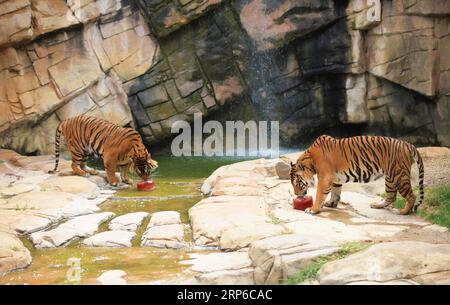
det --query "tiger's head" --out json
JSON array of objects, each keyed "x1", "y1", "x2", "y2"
[
  {"x1": 290, "y1": 151, "x2": 316, "y2": 197},
  {"x1": 128, "y1": 142, "x2": 158, "y2": 181}
]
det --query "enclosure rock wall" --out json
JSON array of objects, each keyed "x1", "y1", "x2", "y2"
[
  {"x1": 0, "y1": 0, "x2": 151, "y2": 154},
  {"x1": 1, "y1": 0, "x2": 450, "y2": 154}
]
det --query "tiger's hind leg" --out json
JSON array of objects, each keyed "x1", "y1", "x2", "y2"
[
  {"x1": 80, "y1": 159, "x2": 98, "y2": 175},
  {"x1": 371, "y1": 176, "x2": 396, "y2": 209},
  {"x1": 67, "y1": 141, "x2": 89, "y2": 177},
  {"x1": 394, "y1": 177, "x2": 416, "y2": 215},
  {"x1": 71, "y1": 158, "x2": 89, "y2": 177},
  {"x1": 324, "y1": 183, "x2": 342, "y2": 208}
]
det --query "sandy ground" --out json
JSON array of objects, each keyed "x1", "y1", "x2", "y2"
[{"x1": 422, "y1": 155, "x2": 450, "y2": 187}]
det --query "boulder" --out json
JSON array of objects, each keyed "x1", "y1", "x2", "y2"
[
  {"x1": 30, "y1": 212, "x2": 115, "y2": 248},
  {"x1": 0, "y1": 231, "x2": 32, "y2": 275},
  {"x1": 83, "y1": 231, "x2": 136, "y2": 248},
  {"x1": 248, "y1": 234, "x2": 339, "y2": 284},
  {"x1": 0, "y1": 183, "x2": 38, "y2": 197},
  {"x1": 148, "y1": 211, "x2": 181, "y2": 227},
  {"x1": 141, "y1": 223, "x2": 187, "y2": 249},
  {"x1": 275, "y1": 160, "x2": 291, "y2": 179},
  {"x1": 108, "y1": 212, "x2": 149, "y2": 232},
  {"x1": 318, "y1": 242, "x2": 450, "y2": 285}
]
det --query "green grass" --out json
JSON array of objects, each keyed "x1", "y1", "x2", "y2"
[
  {"x1": 380, "y1": 186, "x2": 450, "y2": 229},
  {"x1": 285, "y1": 242, "x2": 369, "y2": 285}
]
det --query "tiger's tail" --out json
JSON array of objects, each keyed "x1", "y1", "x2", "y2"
[
  {"x1": 412, "y1": 147, "x2": 425, "y2": 213},
  {"x1": 48, "y1": 123, "x2": 62, "y2": 174}
]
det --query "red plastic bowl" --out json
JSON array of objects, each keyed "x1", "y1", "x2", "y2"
[
  {"x1": 137, "y1": 180, "x2": 155, "y2": 192},
  {"x1": 293, "y1": 196, "x2": 313, "y2": 211}
]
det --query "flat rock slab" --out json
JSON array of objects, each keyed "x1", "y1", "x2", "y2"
[
  {"x1": 183, "y1": 252, "x2": 253, "y2": 273},
  {"x1": 83, "y1": 231, "x2": 136, "y2": 248},
  {"x1": 0, "y1": 183, "x2": 39, "y2": 197},
  {"x1": 109, "y1": 212, "x2": 149, "y2": 232},
  {"x1": 141, "y1": 223, "x2": 186, "y2": 249},
  {"x1": 4, "y1": 191, "x2": 101, "y2": 217},
  {"x1": 40, "y1": 176, "x2": 100, "y2": 199},
  {"x1": 149, "y1": 211, "x2": 181, "y2": 226},
  {"x1": 30, "y1": 212, "x2": 115, "y2": 248},
  {"x1": 219, "y1": 223, "x2": 286, "y2": 251},
  {"x1": 97, "y1": 270, "x2": 127, "y2": 285},
  {"x1": 285, "y1": 218, "x2": 371, "y2": 243},
  {"x1": 195, "y1": 268, "x2": 255, "y2": 285},
  {"x1": 189, "y1": 195, "x2": 270, "y2": 247},
  {"x1": 318, "y1": 241, "x2": 450, "y2": 285}
]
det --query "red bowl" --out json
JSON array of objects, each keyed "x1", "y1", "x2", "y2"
[
  {"x1": 293, "y1": 196, "x2": 313, "y2": 211},
  {"x1": 137, "y1": 180, "x2": 155, "y2": 192}
]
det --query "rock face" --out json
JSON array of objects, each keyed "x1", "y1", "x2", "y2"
[
  {"x1": 83, "y1": 230, "x2": 136, "y2": 248},
  {"x1": 1, "y1": 1, "x2": 450, "y2": 154},
  {"x1": 318, "y1": 242, "x2": 450, "y2": 285}
]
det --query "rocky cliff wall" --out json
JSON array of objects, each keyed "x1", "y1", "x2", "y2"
[{"x1": 0, "y1": 0, "x2": 449, "y2": 154}]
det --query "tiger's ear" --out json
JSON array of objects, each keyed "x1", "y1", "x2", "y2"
[{"x1": 290, "y1": 162, "x2": 294, "y2": 168}]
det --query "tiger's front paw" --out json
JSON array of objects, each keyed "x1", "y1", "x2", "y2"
[
  {"x1": 122, "y1": 177, "x2": 133, "y2": 185},
  {"x1": 305, "y1": 207, "x2": 320, "y2": 215}
]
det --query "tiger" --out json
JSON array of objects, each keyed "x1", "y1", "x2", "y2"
[
  {"x1": 290, "y1": 135, "x2": 424, "y2": 215},
  {"x1": 48, "y1": 115, "x2": 158, "y2": 186}
]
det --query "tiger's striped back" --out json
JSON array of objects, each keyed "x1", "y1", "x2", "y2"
[
  {"x1": 292, "y1": 135, "x2": 425, "y2": 215},
  {"x1": 49, "y1": 116, "x2": 148, "y2": 173}
]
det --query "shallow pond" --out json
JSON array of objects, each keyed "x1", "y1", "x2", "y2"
[{"x1": 0, "y1": 156, "x2": 250, "y2": 285}]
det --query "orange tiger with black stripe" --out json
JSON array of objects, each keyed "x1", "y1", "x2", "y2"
[
  {"x1": 48, "y1": 115, "x2": 158, "y2": 186},
  {"x1": 290, "y1": 135, "x2": 424, "y2": 215}
]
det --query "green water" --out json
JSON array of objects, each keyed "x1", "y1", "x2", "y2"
[{"x1": 0, "y1": 156, "x2": 249, "y2": 285}]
